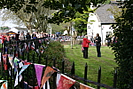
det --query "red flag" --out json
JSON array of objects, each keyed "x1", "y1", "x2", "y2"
[
  {"x1": 2, "y1": 54, "x2": 8, "y2": 70},
  {"x1": 57, "y1": 74, "x2": 76, "y2": 89},
  {"x1": 24, "y1": 62, "x2": 31, "y2": 65},
  {"x1": 41, "y1": 66, "x2": 56, "y2": 88},
  {"x1": 80, "y1": 83, "x2": 95, "y2": 89}
]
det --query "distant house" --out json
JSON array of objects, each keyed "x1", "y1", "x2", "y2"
[
  {"x1": 87, "y1": 2, "x2": 118, "y2": 45},
  {"x1": 8, "y1": 27, "x2": 28, "y2": 35}
]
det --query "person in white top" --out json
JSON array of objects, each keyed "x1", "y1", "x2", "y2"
[{"x1": 19, "y1": 31, "x2": 25, "y2": 40}]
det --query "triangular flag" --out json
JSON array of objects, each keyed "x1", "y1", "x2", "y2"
[
  {"x1": 0, "y1": 80, "x2": 6, "y2": 83},
  {"x1": 1, "y1": 81, "x2": 7, "y2": 89},
  {"x1": 14, "y1": 71, "x2": 22, "y2": 87},
  {"x1": 0, "y1": 52, "x2": 1, "y2": 63},
  {"x1": 24, "y1": 81, "x2": 39, "y2": 89},
  {"x1": 56, "y1": 73, "x2": 61, "y2": 86},
  {"x1": 14, "y1": 57, "x2": 20, "y2": 66},
  {"x1": 41, "y1": 66, "x2": 56, "y2": 88},
  {"x1": 2, "y1": 54, "x2": 7, "y2": 70},
  {"x1": 80, "y1": 83, "x2": 95, "y2": 89},
  {"x1": 24, "y1": 61, "x2": 31, "y2": 65},
  {"x1": 34, "y1": 64, "x2": 45, "y2": 87},
  {"x1": 43, "y1": 80, "x2": 50, "y2": 89},
  {"x1": 13, "y1": 57, "x2": 20, "y2": 74},
  {"x1": 8, "y1": 54, "x2": 14, "y2": 68},
  {"x1": 18, "y1": 64, "x2": 30, "y2": 76},
  {"x1": 57, "y1": 74, "x2": 76, "y2": 89},
  {"x1": 31, "y1": 44, "x2": 35, "y2": 50},
  {"x1": 19, "y1": 62, "x2": 23, "y2": 68},
  {"x1": 24, "y1": 81, "x2": 30, "y2": 89}
]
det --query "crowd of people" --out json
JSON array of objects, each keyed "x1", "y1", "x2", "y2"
[
  {"x1": 0, "y1": 31, "x2": 50, "y2": 44},
  {"x1": 0, "y1": 30, "x2": 119, "y2": 59}
]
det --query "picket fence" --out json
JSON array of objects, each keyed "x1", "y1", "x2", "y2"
[{"x1": 0, "y1": 37, "x2": 118, "y2": 89}]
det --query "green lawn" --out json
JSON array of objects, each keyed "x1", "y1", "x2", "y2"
[{"x1": 64, "y1": 45, "x2": 117, "y2": 88}]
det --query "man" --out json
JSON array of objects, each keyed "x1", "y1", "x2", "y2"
[{"x1": 95, "y1": 33, "x2": 101, "y2": 57}]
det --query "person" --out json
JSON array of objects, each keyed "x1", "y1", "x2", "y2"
[
  {"x1": 95, "y1": 33, "x2": 101, "y2": 57},
  {"x1": 33, "y1": 34, "x2": 37, "y2": 39},
  {"x1": 6, "y1": 34, "x2": 11, "y2": 43},
  {"x1": 82, "y1": 35, "x2": 91, "y2": 59},
  {"x1": 26, "y1": 32, "x2": 31, "y2": 39},
  {"x1": 15, "y1": 31, "x2": 20, "y2": 41},
  {"x1": 19, "y1": 31, "x2": 25, "y2": 40}
]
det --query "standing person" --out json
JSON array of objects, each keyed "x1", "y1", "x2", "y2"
[
  {"x1": 19, "y1": 31, "x2": 25, "y2": 41},
  {"x1": 95, "y1": 33, "x2": 101, "y2": 57},
  {"x1": 82, "y1": 35, "x2": 91, "y2": 59},
  {"x1": 26, "y1": 32, "x2": 31, "y2": 39},
  {"x1": 15, "y1": 31, "x2": 20, "y2": 41}
]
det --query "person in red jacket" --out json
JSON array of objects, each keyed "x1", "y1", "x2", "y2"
[{"x1": 82, "y1": 35, "x2": 91, "y2": 59}]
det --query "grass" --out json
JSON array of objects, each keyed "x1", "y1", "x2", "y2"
[{"x1": 64, "y1": 44, "x2": 117, "y2": 88}]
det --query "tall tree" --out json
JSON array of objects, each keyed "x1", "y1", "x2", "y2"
[
  {"x1": 111, "y1": 0, "x2": 133, "y2": 88},
  {"x1": 0, "y1": 0, "x2": 108, "y2": 24},
  {"x1": 1, "y1": 0, "x2": 54, "y2": 33}
]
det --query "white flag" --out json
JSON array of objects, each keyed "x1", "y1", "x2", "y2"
[
  {"x1": 14, "y1": 71, "x2": 22, "y2": 87},
  {"x1": 43, "y1": 80, "x2": 50, "y2": 89}
]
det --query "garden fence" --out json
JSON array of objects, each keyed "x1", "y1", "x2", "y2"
[{"x1": 0, "y1": 37, "x2": 118, "y2": 89}]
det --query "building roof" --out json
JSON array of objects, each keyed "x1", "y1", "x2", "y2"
[{"x1": 95, "y1": 4, "x2": 117, "y2": 24}]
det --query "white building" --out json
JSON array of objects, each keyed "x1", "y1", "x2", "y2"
[{"x1": 87, "y1": 3, "x2": 117, "y2": 45}]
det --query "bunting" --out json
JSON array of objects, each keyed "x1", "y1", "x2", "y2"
[
  {"x1": 24, "y1": 61, "x2": 31, "y2": 65},
  {"x1": 80, "y1": 83, "x2": 95, "y2": 89},
  {"x1": 56, "y1": 74, "x2": 76, "y2": 89},
  {"x1": 2, "y1": 54, "x2": 7, "y2": 70},
  {"x1": 34, "y1": 64, "x2": 45, "y2": 87},
  {"x1": 14, "y1": 71, "x2": 22, "y2": 87},
  {"x1": 18, "y1": 64, "x2": 30, "y2": 76},
  {"x1": 42, "y1": 80, "x2": 50, "y2": 89},
  {"x1": 24, "y1": 81, "x2": 30, "y2": 89},
  {"x1": 41, "y1": 66, "x2": 56, "y2": 88},
  {"x1": 56, "y1": 73, "x2": 61, "y2": 86},
  {"x1": 19, "y1": 62, "x2": 23, "y2": 68},
  {"x1": 0, "y1": 52, "x2": 1, "y2": 63},
  {"x1": 31, "y1": 44, "x2": 35, "y2": 50},
  {"x1": 13, "y1": 57, "x2": 20, "y2": 73},
  {"x1": 0, "y1": 80, "x2": 6, "y2": 83},
  {"x1": 8, "y1": 54, "x2": 14, "y2": 68},
  {"x1": 0, "y1": 81, "x2": 8, "y2": 89},
  {"x1": 24, "y1": 81, "x2": 40, "y2": 89}
]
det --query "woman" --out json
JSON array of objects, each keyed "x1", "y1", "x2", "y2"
[
  {"x1": 82, "y1": 35, "x2": 91, "y2": 59},
  {"x1": 95, "y1": 33, "x2": 101, "y2": 57}
]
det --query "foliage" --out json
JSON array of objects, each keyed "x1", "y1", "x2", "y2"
[
  {"x1": 1, "y1": 0, "x2": 52, "y2": 33},
  {"x1": 0, "y1": 26, "x2": 10, "y2": 30},
  {"x1": 73, "y1": 10, "x2": 91, "y2": 35},
  {"x1": 50, "y1": 22, "x2": 70, "y2": 34},
  {"x1": 0, "y1": 0, "x2": 108, "y2": 25},
  {"x1": 111, "y1": 1, "x2": 133, "y2": 88}
]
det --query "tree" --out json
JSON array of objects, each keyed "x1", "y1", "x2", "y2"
[
  {"x1": 111, "y1": 1, "x2": 133, "y2": 88},
  {"x1": 0, "y1": 0, "x2": 108, "y2": 24},
  {"x1": 73, "y1": 7, "x2": 95, "y2": 36},
  {"x1": 1, "y1": 0, "x2": 53, "y2": 33}
]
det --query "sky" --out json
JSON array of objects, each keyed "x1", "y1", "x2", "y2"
[
  {"x1": 0, "y1": 9, "x2": 26, "y2": 28},
  {"x1": 0, "y1": 20, "x2": 19, "y2": 28}
]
